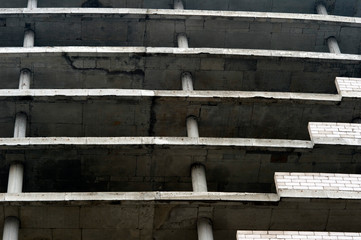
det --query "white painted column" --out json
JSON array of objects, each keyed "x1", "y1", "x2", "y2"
[
  {"x1": 3, "y1": 16, "x2": 35, "y2": 240},
  {"x1": 27, "y1": 0, "x2": 37, "y2": 9},
  {"x1": 316, "y1": 3, "x2": 341, "y2": 53},
  {"x1": 23, "y1": 30, "x2": 35, "y2": 48},
  {"x1": 177, "y1": 33, "x2": 189, "y2": 48},
  {"x1": 182, "y1": 72, "x2": 193, "y2": 91},
  {"x1": 197, "y1": 218, "x2": 214, "y2": 240},
  {"x1": 174, "y1": 0, "x2": 184, "y2": 10},
  {"x1": 327, "y1": 37, "x2": 341, "y2": 54},
  {"x1": 191, "y1": 164, "x2": 207, "y2": 192},
  {"x1": 186, "y1": 116, "x2": 199, "y2": 138},
  {"x1": 2, "y1": 218, "x2": 19, "y2": 240},
  {"x1": 316, "y1": 3, "x2": 328, "y2": 15}
]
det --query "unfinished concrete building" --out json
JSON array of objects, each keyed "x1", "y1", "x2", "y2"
[{"x1": 0, "y1": 0, "x2": 361, "y2": 239}]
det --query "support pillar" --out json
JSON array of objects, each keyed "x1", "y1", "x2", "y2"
[
  {"x1": 182, "y1": 72, "x2": 193, "y2": 91},
  {"x1": 316, "y1": 3, "x2": 341, "y2": 53},
  {"x1": 191, "y1": 164, "x2": 207, "y2": 192},
  {"x1": 27, "y1": 0, "x2": 37, "y2": 9},
  {"x1": 186, "y1": 116, "x2": 199, "y2": 138},
  {"x1": 316, "y1": 3, "x2": 328, "y2": 15},
  {"x1": 177, "y1": 33, "x2": 188, "y2": 48},
  {"x1": 174, "y1": 0, "x2": 184, "y2": 10},
  {"x1": 197, "y1": 218, "x2": 214, "y2": 240},
  {"x1": 2, "y1": 218, "x2": 19, "y2": 240},
  {"x1": 327, "y1": 37, "x2": 341, "y2": 54},
  {"x1": 3, "y1": 19, "x2": 35, "y2": 240}
]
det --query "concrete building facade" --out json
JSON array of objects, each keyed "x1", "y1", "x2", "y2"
[{"x1": 0, "y1": 0, "x2": 361, "y2": 239}]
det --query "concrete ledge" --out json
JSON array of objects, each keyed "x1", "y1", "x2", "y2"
[
  {"x1": 0, "y1": 192, "x2": 280, "y2": 202},
  {"x1": 275, "y1": 172, "x2": 361, "y2": 199},
  {"x1": 0, "y1": 89, "x2": 342, "y2": 102},
  {"x1": 237, "y1": 231, "x2": 361, "y2": 240},
  {"x1": 0, "y1": 137, "x2": 314, "y2": 149},
  {"x1": 0, "y1": 47, "x2": 359, "y2": 60}
]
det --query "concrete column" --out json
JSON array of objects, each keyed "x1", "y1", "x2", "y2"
[
  {"x1": 27, "y1": 0, "x2": 37, "y2": 9},
  {"x1": 182, "y1": 72, "x2": 193, "y2": 91},
  {"x1": 19, "y1": 70, "x2": 31, "y2": 90},
  {"x1": 13, "y1": 113, "x2": 27, "y2": 138},
  {"x1": 327, "y1": 37, "x2": 341, "y2": 54},
  {"x1": 177, "y1": 33, "x2": 189, "y2": 48},
  {"x1": 191, "y1": 164, "x2": 207, "y2": 192},
  {"x1": 23, "y1": 30, "x2": 35, "y2": 48},
  {"x1": 197, "y1": 218, "x2": 214, "y2": 240},
  {"x1": 174, "y1": 0, "x2": 184, "y2": 9},
  {"x1": 2, "y1": 217, "x2": 19, "y2": 240},
  {"x1": 7, "y1": 164, "x2": 24, "y2": 193},
  {"x1": 186, "y1": 116, "x2": 199, "y2": 137},
  {"x1": 316, "y1": 4, "x2": 341, "y2": 53},
  {"x1": 316, "y1": 3, "x2": 328, "y2": 15}
]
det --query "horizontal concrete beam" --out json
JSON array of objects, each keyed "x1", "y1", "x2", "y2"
[
  {"x1": 275, "y1": 172, "x2": 361, "y2": 199},
  {"x1": 0, "y1": 192, "x2": 280, "y2": 202},
  {"x1": 0, "y1": 0, "x2": 359, "y2": 17},
  {"x1": 0, "y1": 137, "x2": 313, "y2": 149},
  {"x1": 0, "y1": 89, "x2": 342, "y2": 101},
  {"x1": 0, "y1": 47, "x2": 360, "y2": 93}
]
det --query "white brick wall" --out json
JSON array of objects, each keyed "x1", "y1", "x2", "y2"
[
  {"x1": 336, "y1": 77, "x2": 361, "y2": 98},
  {"x1": 275, "y1": 172, "x2": 361, "y2": 199},
  {"x1": 237, "y1": 231, "x2": 361, "y2": 240},
  {"x1": 308, "y1": 122, "x2": 361, "y2": 146}
]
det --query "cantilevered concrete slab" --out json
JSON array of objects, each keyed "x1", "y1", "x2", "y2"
[
  {"x1": 1, "y1": 9, "x2": 361, "y2": 54},
  {"x1": 1, "y1": 0, "x2": 361, "y2": 17},
  {"x1": 0, "y1": 89, "x2": 358, "y2": 140},
  {"x1": 0, "y1": 137, "x2": 360, "y2": 193},
  {"x1": 0, "y1": 47, "x2": 360, "y2": 93},
  {"x1": 0, "y1": 194, "x2": 360, "y2": 240}
]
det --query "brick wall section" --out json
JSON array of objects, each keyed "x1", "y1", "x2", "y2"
[
  {"x1": 237, "y1": 231, "x2": 361, "y2": 240},
  {"x1": 308, "y1": 122, "x2": 361, "y2": 146},
  {"x1": 275, "y1": 172, "x2": 361, "y2": 199},
  {"x1": 336, "y1": 77, "x2": 361, "y2": 98}
]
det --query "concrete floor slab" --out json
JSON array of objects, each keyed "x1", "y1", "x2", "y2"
[
  {"x1": 0, "y1": 47, "x2": 360, "y2": 93},
  {"x1": 0, "y1": 91, "x2": 356, "y2": 140},
  {"x1": 1, "y1": 1, "x2": 360, "y2": 17},
  {"x1": 0, "y1": 196, "x2": 361, "y2": 240},
  {"x1": 0, "y1": 139, "x2": 360, "y2": 193},
  {"x1": 0, "y1": 9, "x2": 361, "y2": 53}
]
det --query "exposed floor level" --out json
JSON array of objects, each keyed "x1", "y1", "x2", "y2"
[
  {"x1": 0, "y1": 47, "x2": 360, "y2": 93},
  {"x1": 0, "y1": 9, "x2": 361, "y2": 53},
  {"x1": 1, "y1": 0, "x2": 361, "y2": 17},
  {"x1": 0, "y1": 193, "x2": 360, "y2": 240}
]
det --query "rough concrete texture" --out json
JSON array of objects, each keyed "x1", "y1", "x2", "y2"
[
  {"x1": 0, "y1": 0, "x2": 361, "y2": 17},
  {"x1": 275, "y1": 172, "x2": 361, "y2": 199},
  {"x1": 0, "y1": 196, "x2": 360, "y2": 240},
  {"x1": 0, "y1": 47, "x2": 360, "y2": 93},
  {"x1": 237, "y1": 231, "x2": 361, "y2": 240},
  {"x1": 0, "y1": 9, "x2": 361, "y2": 53},
  {"x1": 1, "y1": 139, "x2": 361, "y2": 193}
]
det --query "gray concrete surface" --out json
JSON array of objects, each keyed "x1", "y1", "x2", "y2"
[
  {"x1": 0, "y1": 195, "x2": 360, "y2": 240},
  {"x1": 0, "y1": 137, "x2": 360, "y2": 193},
  {"x1": 0, "y1": 47, "x2": 360, "y2": 94},
  {"x1": 0, "y1": 9, "x2": 361, "y2": 54},
  {"x1": 1, "y1": 0, "x2": 361, "y2": 17},
  {"x1": 0, "y1": 90, "x2": 358, "y2": 140}
]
